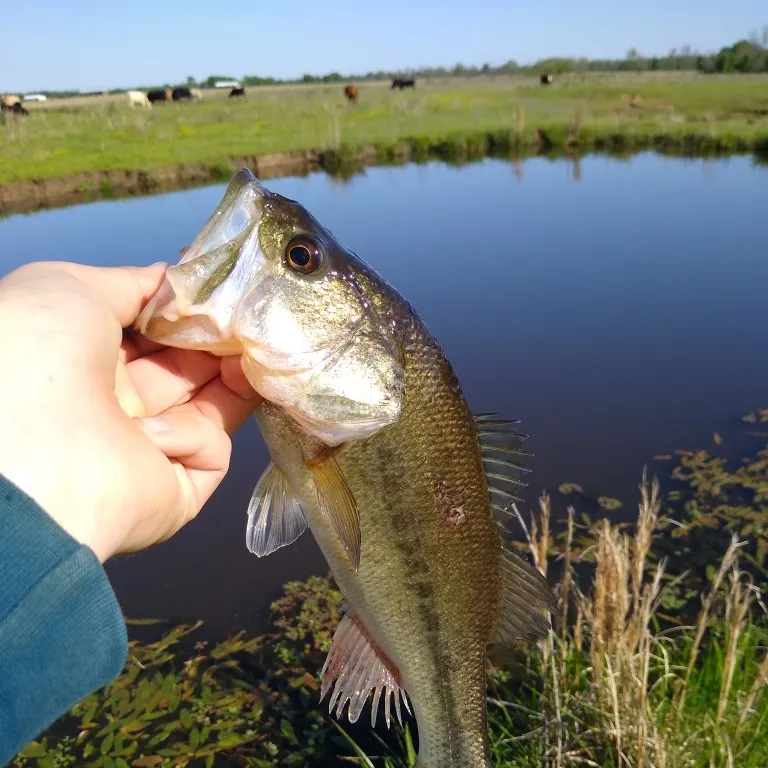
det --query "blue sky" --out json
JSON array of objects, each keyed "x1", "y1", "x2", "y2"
[{"x1": 2, "y1": 1, "x2": 766, "y2": 92}]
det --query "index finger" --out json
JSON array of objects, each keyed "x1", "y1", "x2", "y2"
[{"x1": 23, "y1": 261, "x2": 169, "y2": 328}]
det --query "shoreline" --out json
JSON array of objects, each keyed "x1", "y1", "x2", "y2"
[{"x1": 2, "y1": 129, "x2": 767, "y2": 216}]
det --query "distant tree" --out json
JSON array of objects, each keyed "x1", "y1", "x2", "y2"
[
  {"x1": 622, "y1": 47, "x2": 647, "y2": 71},
  {"x1": 499, "y1": 59, "x2": 519, "y2": 72},
  {"x1": 696, "y1": 54, "x2": 716, "y2": 74},
  {"x1": 186, "y1": 76, "x2": 196, "y2": 86},
  {"x1": 532, "y1": 57, "x2": 574, "y2": 75},
  {"x1": 242, "y1": 75, "x2": 279, "y2": 86},
  {"x1": 714, "y1": 39, "x2": 765, "y2": 73}
]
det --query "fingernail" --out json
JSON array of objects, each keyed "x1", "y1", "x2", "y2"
[
  {"x1": 149, "y1": 261, "x2": 168, "y2": 270},
  {"x1": 140, "y1": 416, "x2": 169, "y2": 434}
]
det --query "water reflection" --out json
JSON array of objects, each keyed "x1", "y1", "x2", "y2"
[{"x1": 1, "y1": 152, "x2": 767, "y2": 637}]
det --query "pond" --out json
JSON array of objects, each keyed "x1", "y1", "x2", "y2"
[{"x1": 1, "y1": 152, "x2": 767, "y2": 637}]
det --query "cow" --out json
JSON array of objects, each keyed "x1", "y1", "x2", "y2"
[
  {"x1": 1, "y1": 101, "x2": 28, "y2": 116},
  {"x1": 172, "y1": 87, "x2": 194, "y2": 101},
  {"x1": 344, "y1": 84, "x2": 358, "y2": 104},
  {"x1": 540, "y1": 73, "x2": 553, "y2": 86},
  {"x1": 0, "y1": 94, "x2": 21, "y2": 109},
  {"x1": 391, "y1": 78, "x2": 416, "y2": 90},
  {"x1": 147, "y1": 89, "x2": 171, "y2": 103},
  {"x1": 127, "y1": 90, "x2": 151, "y2": 108},
  {"x1": 190, "y1": 88, "x2": 203, "y2": 99},
  {"x1": 229, "y1": 86, "x2": 246, "y2": 98}
]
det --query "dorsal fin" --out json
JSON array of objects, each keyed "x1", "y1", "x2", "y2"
[
  {"x1": 493, "y1": 544, "x2": 555, "y2": 646},
  {"x1": 475, "y1": 411, "x2": 531, "y2": 518},
  {"x1": 321, "y1": 613, "x2": 411, "y2": 728},
  {"x1": 475, "y1": 413, "x2": 554, "y2": 645},
  {"x1": 246, "y1": 462, "x2": 307, "y2": 556}
]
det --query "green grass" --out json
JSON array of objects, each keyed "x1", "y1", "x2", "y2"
[{"x1": 2, "y1": 74, "x2": 768, "y2": 186}]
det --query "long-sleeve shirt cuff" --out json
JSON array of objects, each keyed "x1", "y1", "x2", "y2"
[{"x1": 0, "y1": 475, "x2": 127, "y2": 764}]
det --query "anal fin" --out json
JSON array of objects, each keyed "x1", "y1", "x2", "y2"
[
  {"x1": 246, "y1": 462, "x2": 307, "y2": 556},
  {"x1": 321, "y1": 613, "x2": 411, "y2": 729}
]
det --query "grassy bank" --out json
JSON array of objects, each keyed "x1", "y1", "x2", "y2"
[
  {"x1": 11, "y1": 409, "x2": 768, "y2": 767},
  {"x1": 2, "y1": 74, "x2": 768, "y2": 189}
]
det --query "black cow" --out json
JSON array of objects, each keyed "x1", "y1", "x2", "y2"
[
  {"x1": 229, "y1": 87, "x2": 246, "y2": 98},
  {"x1": 391, "y1": 78, "x2": 416, "y2": 90},
  {"x1": 540, "y1": 73, "x2": 553, "y2": 86},
  {"x1": 147, "y1": 89, "x2": 171, "y2": 103},
  {"x1": 172, "y1": 87, "x2": 194, "y2": 101}
]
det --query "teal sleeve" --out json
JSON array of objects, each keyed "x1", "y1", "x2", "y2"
[{"x1": 0, "y1": 475, "x2": 128, "y2": 765}]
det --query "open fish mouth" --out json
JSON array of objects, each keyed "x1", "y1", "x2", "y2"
[
  {"x1": 134, "y1": 167, "x2": 405, "y2": 446},
  {"x1": 135, "y1": 168, "x2": 356, "y2": 373}
]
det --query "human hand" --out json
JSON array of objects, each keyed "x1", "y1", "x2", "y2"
[{"x1": 0, "y1": 261, "x2": 262, "y2": 562}]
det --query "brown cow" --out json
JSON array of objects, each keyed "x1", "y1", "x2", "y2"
[{"x1": 344, "y1": 84, "x2": 358, "y2": 104}]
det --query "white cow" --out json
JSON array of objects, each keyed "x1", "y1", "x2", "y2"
[{"x1": 127, "y1": 90, "x2": 151, "y2": 109}]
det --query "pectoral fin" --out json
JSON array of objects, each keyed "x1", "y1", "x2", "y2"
[
  {"x1": 246, "y1": 462, "x2": 307, "y2": 556},
  {"x1": 321, "y1": 612, "x2": 411, "y2": 728},
  {"x1": 308, "y1": 455, "x2": 361, "y2": 572}
]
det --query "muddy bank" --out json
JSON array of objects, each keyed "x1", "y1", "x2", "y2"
[
  {"x1": 2, "y1": 130, "x2": 766, "y2": 215},
  {"x1": 0, "y1": 147, "x2": 388, "y2": 216}
]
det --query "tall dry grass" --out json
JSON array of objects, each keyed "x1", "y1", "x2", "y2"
[{"x1": 496, "y1": 476, "x2": 768, "y2": 768}]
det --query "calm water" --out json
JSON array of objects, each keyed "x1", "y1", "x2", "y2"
[{"x1": 2, "y1": 153, "x2": 767, "y2": 636}]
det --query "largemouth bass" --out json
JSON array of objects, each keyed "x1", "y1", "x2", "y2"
[{"x1": 135, "y1": 169, "x2": 554, "y2": 767}]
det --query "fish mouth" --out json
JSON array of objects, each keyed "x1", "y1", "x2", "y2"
[{"x1": 135, "y1": 168, "x2": 269, "y2": 351}]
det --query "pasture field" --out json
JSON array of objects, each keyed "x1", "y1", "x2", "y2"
[{"x1": 2, "y1": 72, "x2": 768, "y2": 200}]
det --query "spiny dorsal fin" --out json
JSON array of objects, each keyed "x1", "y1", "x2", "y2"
[
  {"x1": 246, "y1": 462, "x2": 308, "y2": 556},
  {"x1": 320, "y1": 613, "x2": 411, "y2": 728},
  {"x1": 494, "y1": 544, "x2": 555, "y2": 646},
  {"x1": 309, "y1": 455, "x2": 361, "y2": 572},
  {"x1": 475, "y1": 412, "x2": 531, "y2": 507}
]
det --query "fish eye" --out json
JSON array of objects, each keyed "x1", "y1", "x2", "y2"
[{"x1": 286, "y1": 236, "x2": 324, "y2": 275}]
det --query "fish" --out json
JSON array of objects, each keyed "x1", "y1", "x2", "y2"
[{"x1": 135, "y1": 168, "x2": 554, "y2": 768}]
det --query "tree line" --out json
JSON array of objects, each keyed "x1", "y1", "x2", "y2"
[
  {"x1": 191, "y1": 35, "x2": 768, "y2": 88},
  {"x1": 16, "y1": 32, "x2": 768, "y2": 99}
]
